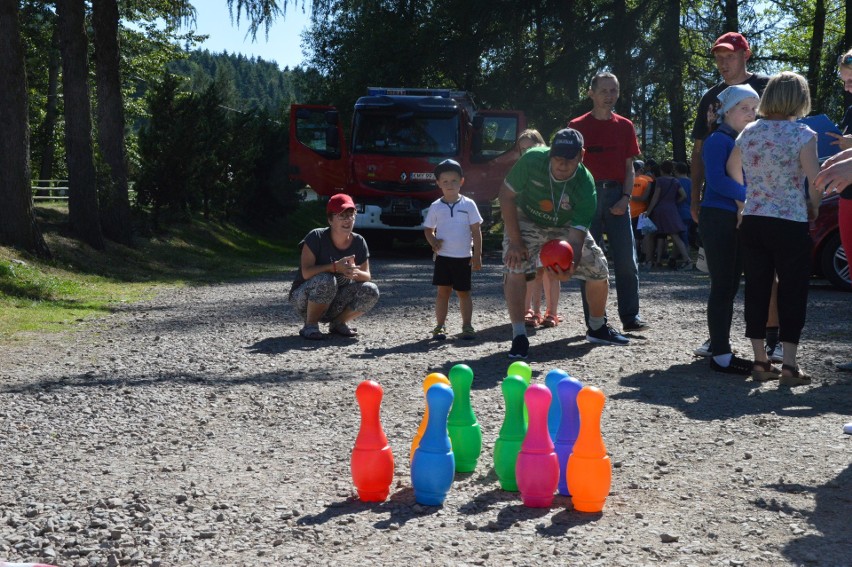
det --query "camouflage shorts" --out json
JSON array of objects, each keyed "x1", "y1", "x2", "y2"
[{"x1": 502, "y1": 213, "x2": 609, "y2": 281}]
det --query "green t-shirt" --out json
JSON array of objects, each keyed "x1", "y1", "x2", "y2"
[{"x1": 504, "y1": 146, "x2": 597, "y2": 230}]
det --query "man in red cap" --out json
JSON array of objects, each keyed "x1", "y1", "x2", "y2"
[
  {"x1": 689, "y1": 32, "x2": 769, "y2": 224},
  {"x1": 688, "y1": 32, "x2": 771, "y2": 359}
]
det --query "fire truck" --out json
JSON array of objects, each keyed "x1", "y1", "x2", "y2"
[{"x1": 288, "y1": 87, "x2": 526, "y2": 242}]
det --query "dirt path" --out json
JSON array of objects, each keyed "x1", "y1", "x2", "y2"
[{"x1": 1, "y1": 250, "x2": 851, "y2": 566}]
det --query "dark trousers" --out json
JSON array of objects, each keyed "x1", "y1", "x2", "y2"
[
  {"x1": 739, "y1": 215, "x2": 812, "y2": 344},
  {"x1": 699, "y1": 207, "x2": 742, "y2": 356},
  {"x1": 580, "y1": 183, "x2": 640, "y2": 326}
]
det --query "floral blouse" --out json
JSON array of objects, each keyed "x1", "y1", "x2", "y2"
[{"x1": 736, "y1": 119, "x2": 816, "y2": 223}]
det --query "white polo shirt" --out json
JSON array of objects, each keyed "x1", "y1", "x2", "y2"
[{"x1": 423, "y1": 195, "x2": 483, "y2": 258}]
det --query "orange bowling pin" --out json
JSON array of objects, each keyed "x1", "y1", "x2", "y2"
[
  {"x1": 566, "y1": 386, "x2": 611, "y2": 512},
  {"x1": 410, "y1": 372, "x2": 451, "y2": 460},
  {"x1": 350, "y1": 380, "x2": 394, "y2": 502}
]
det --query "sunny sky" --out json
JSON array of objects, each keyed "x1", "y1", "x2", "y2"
[{"x1": 183, "y1": 1, "x2": 312, "y2": 69}]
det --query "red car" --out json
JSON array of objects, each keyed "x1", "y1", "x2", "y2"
[{"x1": 811, "y1": 192, "x2": 850, "y2": 291}]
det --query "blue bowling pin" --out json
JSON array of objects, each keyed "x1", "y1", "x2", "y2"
[
  {"x1": 554, "y1": 375, "x2": 584, "y2": 496},
  {"x1": 411, "y1": 383, "x2": 455, "y2": 506},
  {"x1": 545, "y1": 369, "x2": 570, "y2": 441}
]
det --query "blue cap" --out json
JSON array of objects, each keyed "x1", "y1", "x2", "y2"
[{"x1": 550, "y1": 128, "x2": 584, "y2": 159}]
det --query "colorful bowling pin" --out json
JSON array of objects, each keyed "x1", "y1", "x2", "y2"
[
  {"x1": 493, "y1": 375, "x2": 528, "y2": 491},
  {"x1": 555, "y1": 375, "x2": 584, "y2": 496},
  {"x1": 447, "y1": 364, "x2": 482, "y2": 473},
  {"x1": 410, "y1": 372, "x2": 451, "y2": 460},
  {"x1": 350, "y1": 380, "x2": 395, "y2": 502},
  {"x1": 545, "y1": 369, "x2": 570, "y2": 441},
  {"x1": 515, "y1": 384, "x2": 559, "y2": 507},
  {"x1": 410, "y1": 383, "x2": 455, "y2": 506},
  {"x1": 507, "y1": 360, "x2": 532, "y2": 423},
  {"x1": 567, "y1": 386, "x2": 611, "y2": 512}
]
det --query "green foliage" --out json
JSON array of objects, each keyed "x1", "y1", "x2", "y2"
[{"x1": 135, "y1": 71, "x2": 303, "y2": 228}]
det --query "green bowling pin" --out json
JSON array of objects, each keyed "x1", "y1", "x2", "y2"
[
  {"x1": 493, "y1": 375, "x2": 528, "y2": 491},
  {"x1": 447, "y1": 364, "x2": 482, "y2": 473},
  {"x1": 507, "y1": 361, "x2": 532, "y2": 423}
]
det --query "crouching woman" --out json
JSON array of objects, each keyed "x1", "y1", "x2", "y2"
[{"x1": 289, "y1": 194, "x2": 379, "y2": 339}]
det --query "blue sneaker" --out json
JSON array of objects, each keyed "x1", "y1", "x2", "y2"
[
  {"x1": 586, "y1": 323, "x2": 629, "y2": 346},
  {"x1": 508, "y1": 335, "x2": 529, "y2": 359}
]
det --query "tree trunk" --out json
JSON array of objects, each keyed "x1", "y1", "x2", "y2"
[
  {"x1": 56, "y1": 0, "x2": 105, "y2": 250},
  {"x1": 724, "y1": 0, "x2": 738, "y2": 31},
  {"x1": 610, "y1": 0, "x2": 633, "y2": 117},
  {"x1": 92, "y1": 0, "x2": 133, "y2": 246},
  {"x1": 0, "y1": 0, "x2": 51, "y2": 258},
  {"x1": 663, "y1": 0, "x2": 687, "y2": 162},
  {"x1": 38, "y1": 24, "x2": 61, "y2": 182},
  {"x1": 807, "y1": 0, "x2": 826, "y2": 114}
]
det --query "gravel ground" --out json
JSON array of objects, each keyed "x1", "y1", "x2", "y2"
[{"x1": 1, "y1": 247, "x2": 851, "y2": 567}]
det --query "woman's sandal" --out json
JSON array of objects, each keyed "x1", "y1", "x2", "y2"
[
  {"x1": 780, "y1": 363, "x2": 812, "y2": 386},
  {"x1": 541, "y1": 312, "x2": 559, "y2": 328},
  {"x1": 524, "y1": 309, "x2": 537, "y2": 327},
  {"x1": 751, "y1": 360, "x2": 781, "y2": 382},
  {"x1": 299, "y1": 325, "x2": 324, "y2": 340},
  {"x1": 330, "y1": 322, "x2": 358, "y2": 337}
]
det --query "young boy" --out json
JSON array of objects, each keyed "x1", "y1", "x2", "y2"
[{"x1": 423, "y1": 159, "x2": 483, "y2": 340}]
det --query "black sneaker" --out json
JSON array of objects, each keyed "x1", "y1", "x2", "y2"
[
  {"x1": 623, "y1": 317, "x2": 649, "y2": 331},
  {"x1": 586, "y1": 324, "x2": 629, "y2": 346},
  {"x1": 710, "y1": 355, "x2": 752, "y2": 375},
  {"x1": 508, "y1": 335, "x2": 529, "y2": 359}
]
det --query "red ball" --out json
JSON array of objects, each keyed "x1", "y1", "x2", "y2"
[{"x1": 540, "y1": 239, "x2": 574, "y2": 271}]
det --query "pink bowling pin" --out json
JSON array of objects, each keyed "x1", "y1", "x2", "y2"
[
  {"x1": 567, "y1": 386, "x2": 611, "y2": 512},
  {"x1": 350, "y1": 380, "x2": 395, "y2": 502},
  {"x1": 515, "y1": 384, "x2": 559, "y2": 507}
]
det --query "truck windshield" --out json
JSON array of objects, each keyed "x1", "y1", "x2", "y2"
[{"x1": 352, "y1": 112, "x2": 459, "y2": 156}]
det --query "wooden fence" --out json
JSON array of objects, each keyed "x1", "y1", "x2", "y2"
[{"x1": 31, "y1": 180, "x2": 69, "y2": 201}]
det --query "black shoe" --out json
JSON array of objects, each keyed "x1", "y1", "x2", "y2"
[
  {"x1": 586, "y1": 324, "x2": 629, "y2": 346},
  {"x1": 623, "y1": 317, "x2": 649, "y2": 332},
  {"x1": 710, "y1": 355, "x2": 752, "y2": 375},
  {"x1": 508, "y1": 335, "x2": 529, "y2": 359}
]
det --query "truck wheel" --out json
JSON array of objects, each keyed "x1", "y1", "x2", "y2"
[{"x1": 819, "y1": 233, "x2": 851, "y2": 291}]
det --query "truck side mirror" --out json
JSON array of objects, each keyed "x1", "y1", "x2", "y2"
[
  {"x1": 472, "y1": 115, "x2": 484, "y2": 130},
  {"x1": 326, "y1": 126, "x2": 340, "y2": 154}
]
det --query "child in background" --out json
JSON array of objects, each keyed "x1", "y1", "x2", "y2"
[
  {"x1": 424, "y1": 159, "x2": 484, "y2": 340},
  {"x1": 697, "y1": 84, "x2": 760, "y2": 373},
  {"x1": 674, "y1": 161, "x2": 695, "y2": 255},
  {"x1": 644, "y1": 160, "x2": 692, "y2": 270},
  {"x1": 515, "y1": 130, "x2": 562, "y2": 328},
  {"x1": 727, "y1": 72, "x2": 821, "y2": 385}
]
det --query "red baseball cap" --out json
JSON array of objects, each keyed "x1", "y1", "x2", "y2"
[
  {"x1": 327, "y1": 193, "x2": 356, "y2": 214},
  {"x1": 711, "y1": 32, "x2": 750, "y2": 53}
]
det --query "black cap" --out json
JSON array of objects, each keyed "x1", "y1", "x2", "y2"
[
  {"x1": 434, "y1": 159, "x2": 463, "y2": 178},
  {"x1": 550, "y1": 128, "x2": 584, "y2": 159}
]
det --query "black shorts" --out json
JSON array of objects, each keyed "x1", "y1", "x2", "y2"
[{"x1": 432, "y1": 255, "x2": 472, "y2": 291}]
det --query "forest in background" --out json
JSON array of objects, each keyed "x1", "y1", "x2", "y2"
[{"x1": 1, "y1": 0, "x2": 851, "y2": 258}]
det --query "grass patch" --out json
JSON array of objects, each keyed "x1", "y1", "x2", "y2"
[{"x1": 0, "y1": 203, "x2": 316, "y2": 341}]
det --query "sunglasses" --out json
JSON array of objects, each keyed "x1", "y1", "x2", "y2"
[{"x1": 839, "y1": 54, "x2": 852, "y2": 66}]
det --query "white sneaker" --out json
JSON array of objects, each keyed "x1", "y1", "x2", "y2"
[
  {"x1": 767, "y1": 343, "x2": 783, "y2": 363},
  {"x1": 844, "y1": 422, "x2": 852, "y2": 435},
  {"x1": 694, "y1": 339, "x2": 712, "y2": 357}
]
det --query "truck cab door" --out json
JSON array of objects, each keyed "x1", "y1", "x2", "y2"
[{"x1": 288, "y1": 105, "x2": 348, "y2": 196}]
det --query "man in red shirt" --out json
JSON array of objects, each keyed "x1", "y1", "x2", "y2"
[{"x1": 569, "y1": 72, "x2": 647, "y2": 333}]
